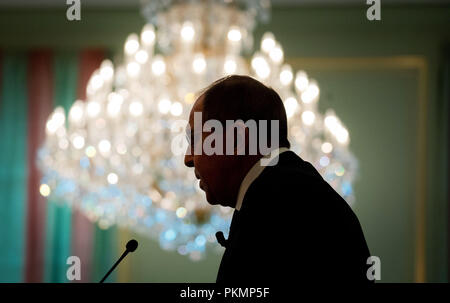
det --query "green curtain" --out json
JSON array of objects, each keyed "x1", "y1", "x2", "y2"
[
  {"x1": 92, "y1": 225, "x2": 118, "y2": 282},
  {"x1": 0, "y1": 53, "x2": 28, "y2": 282},
  {"x1": 43, "y1": 51, "x2": 118, "y2": 283},
  {"x1": 43, "y1": 52, "x2": 78, "y2": 283},
  {"x1": 0, "y1": 49, "x2": 118, "y2": 282}
]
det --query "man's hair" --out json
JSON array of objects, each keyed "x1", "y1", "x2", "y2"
[{"x1": 199, "y1": 75, "x2": 290, "y2": 149}]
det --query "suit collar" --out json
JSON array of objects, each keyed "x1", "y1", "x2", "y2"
[{"x1": 235, "y1": 147, "x2": 290, "y2": 211}]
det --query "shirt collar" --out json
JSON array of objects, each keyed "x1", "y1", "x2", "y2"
[{"x1": 235, "y1": 147, "x2": 290, "y2": 211}]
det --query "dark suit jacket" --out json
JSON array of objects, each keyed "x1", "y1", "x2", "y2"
[{"x1": 216, "y1": 151, "x2": 372, "y2": 283}]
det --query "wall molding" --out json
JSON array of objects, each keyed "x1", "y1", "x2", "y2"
[{"x1": 286, "y1": 56, "x2": 428, "y2": 282}]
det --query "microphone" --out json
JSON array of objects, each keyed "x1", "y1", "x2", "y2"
[
  {"x1": 215, "y1": 231, "x2": 228, "y2": 248},
  {"x1": 100, "y1": 239, "x2": 138, "y2": 283}
]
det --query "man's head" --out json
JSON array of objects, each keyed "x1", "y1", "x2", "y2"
[{"x1": 184, "y1": 75, "x2": 290, "y2": 207}]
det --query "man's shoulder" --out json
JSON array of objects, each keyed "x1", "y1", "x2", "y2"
[
  {"x1": 246, "y1": 151, "x2": 352, "y2": 215},
  {"x1": 260, "y1": 151, "x2": 324, "y2": 189}
]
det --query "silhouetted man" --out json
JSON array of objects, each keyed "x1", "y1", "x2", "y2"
[{"x1": 184, "y1": 75, "x2": 372, "y2": 283}]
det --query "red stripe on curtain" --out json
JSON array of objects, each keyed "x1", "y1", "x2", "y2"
[
  {"x1": 25, "y1": 50, "x2": 54, "y2": 282},
  {"x1": 77, "y1": 49, "x2": 105, "y2": 100},
  {"x1": 71, "y1": 49, "x2": 105, "y2": 282}
]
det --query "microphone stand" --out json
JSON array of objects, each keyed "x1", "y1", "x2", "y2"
[{"x1": 100, "y1": 239, "x2": 138, "y2": 283}]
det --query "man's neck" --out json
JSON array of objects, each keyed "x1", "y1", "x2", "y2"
[{"x1": 227, "y1": 154, "x2": 263, "y2": 208}]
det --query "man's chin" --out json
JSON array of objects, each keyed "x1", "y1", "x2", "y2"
[
  {"x1": 204, "y1": 191, "x2": 233, "y2": 208},
  {"x1": 204, "y1": 191, "x2": 220, "y2": 205}
]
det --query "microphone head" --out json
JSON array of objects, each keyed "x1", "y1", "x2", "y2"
[{"x1": 126, "y1": 239, "x2": 138, "y2": 252}]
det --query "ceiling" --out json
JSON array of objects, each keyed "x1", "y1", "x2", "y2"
[{"x1": 0, "y1": 0, "x2": 447, "y2": 8}]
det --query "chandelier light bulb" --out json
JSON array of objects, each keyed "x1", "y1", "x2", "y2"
[
  {"x1": 51, "y1": 107, "x2": 66, "y2": 129},
  {"x1": 251, "y1": 53, "x2": 264, "y2": 70},
  {"x1": 256, "y1": 64, "x2": 270, "y2": 79},
  {"x1": 324, "y1": 114, "x2": 339, "y2": 131},
  {"x1": 308, "y1": 80, "x2": 320, "y2": 97},
  {"x1": 295, "y1": 70, "x2": 309, "y2": 92},
  {"x1": 125, "y1": 33, "x2": 140, "y2": 55},
  {"x1": 176, "y1": 207, "x2": 187, "y2": 218},
  {"x1": 181, "y1": 21, "x2": 195, "y2": 42},
  {"x1": 127, "y1": 61, "x2": 141, "y2": 77},
  {"x1": 251, "y1": 54, "x2": 270, "y2": 79},
  {"x1": 85, "y1": 145, "x2": 97, "y2": 158},
  {"x1": 45, "y1": 119, "x2": 58, "y2": 135},
  {"x1": 279, "y1": 64, "x2": 293, "y2": 86},
  {"x1": 86, "y1": 101, "x2": 101, "y2": 118},
  {"x1": 336, "y1": 127, "x2": 349, "y2": 144},
  {"x1": 257, "y1": 65, "x2": 270, "y2": 79},
  {"x1": 261, "y1": 32, "x2": 276, "y2": 53},
  {"x1": 129, "y1": 100, "x2": 144, "y2": 117},
  {"x1": 152, "y1": 56, "x2": 166, "y2": 76},
  {"x1": 158, "y1": 97, "x2": 172, "y2": 114},
  {"x1": 100, "y1": 60, "x2": 114, "y2": 81},
  {"x1": 141, "y1": 24, "x2": 156, "y2": 46},
  {"x1": 98, "y1": 139, "x2": 111, "y2": 154},
  {"x1": 107, "y1": 173, "x2": 119, "y2": 185},
  {"x1": 69, "y1": 101, "x2": 84, "y2": 123},
  {"x1": 269, "y1": 42, "x2": 283, "y2": 64},
  {"x1": 227, "y1": 26, "x2": 242, "y2": 42},
  {"x1": 321, "y1": 142, "x2": 333, "y2": 154},
  {"x1": 224, "y1": 57, "x2": 237, "y2": 74},
  {"x1": 39, "y1": 184, "x2": 51, "y2": 197},
  {"x1": 72, "y1": 135, "x2": 85, "y2": 150},
  {"x1": 302, "y1": 80, "x2": 320, "y2": 104},
  {"x1": 135, "y1": 50, "x2": 149, "y2": 64},
  {"x1": 302, "y1": 110, "x2": 315, "y2": 126},
  {"x1": 170, "y1": 102, "x2": 183, "y2": 116},
  {"x1": 192, "y1": 54, "x2": 206, "y2": 74},
  {"x1": 90, "y1": 71, "x2": 104, "y2": 91}
]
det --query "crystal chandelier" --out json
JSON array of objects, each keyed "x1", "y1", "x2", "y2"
[{"x1": 38, "y1": 0, "x2": 357, "y2": 260}]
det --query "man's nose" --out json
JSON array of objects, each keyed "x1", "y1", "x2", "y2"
[{"x1": 184, "y1": 148, "x2": 194, "y2": 168}]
